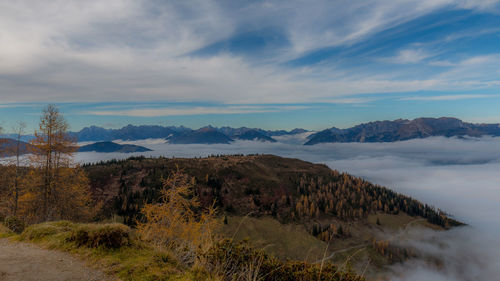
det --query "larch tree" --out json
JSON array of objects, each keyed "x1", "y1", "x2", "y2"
[
  {"x1": 27, "y1": 104, "x2": 92, "y2": 222},
  {"x1": 138, "y1": 169, "x2": 219, "y2": 265}
]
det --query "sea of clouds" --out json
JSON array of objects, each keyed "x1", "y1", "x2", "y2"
[{"x1": 76, "y1": 136, "x2": 500, "y2": 281}]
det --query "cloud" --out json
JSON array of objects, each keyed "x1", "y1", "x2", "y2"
[
  {"x1": 389, "y1": 227, "x2": 500, "y2": 281},
  {"x1": 400, "y1": 94, "x2": 497, "y2": 101},
  {"x1": 1, "y1": 1, "x2": 500, "y2": 105},
  {"x1": 83, "y1": 105, "x2": 308, "y2": 117},
  {"x1": 387, "y1": 49, "x2": 434, "y2": 64}
]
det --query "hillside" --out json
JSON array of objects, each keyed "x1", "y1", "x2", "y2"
[
  {"x1": 85, "y1": 155, "x2": 459, "y2": 227},
  {"x1": 84, "y1": 154, "x2": 462, "y2": 277},
  {"x1": 78, "y1": 141, "x2": 152, "y2": 153},
  {"x1": 234, "y1": 129, "x2": 277, "y2": 142},
  {"x1": 306, "y1": 117, "x2": 500, "y2": 144}
]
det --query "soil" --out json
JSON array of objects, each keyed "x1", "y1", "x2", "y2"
[{"x1": 0, "y1": 238, "x2": 111, "y2": 281}]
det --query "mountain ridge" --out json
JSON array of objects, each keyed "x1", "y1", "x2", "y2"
[
  {"x1": 72, "y1": 124, "x2": 301, "y2": 144},
  {"x1": 305, "y1": 117, "x2": 500, "y2": 145}
]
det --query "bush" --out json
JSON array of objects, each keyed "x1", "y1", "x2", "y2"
[
  {"x1": 4, "y1": 216, "x2": 25, "y2": 234},
  {"x1": 68, "y1": 223, "x2": 132, "y2": 249}
]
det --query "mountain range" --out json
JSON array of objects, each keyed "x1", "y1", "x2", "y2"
[
  {"x1": 71, "y1": 125, "x2": 306, "y2": 144},
  {"x1": 70, "y1": 117, "x2": 500, "y2": 145},
  {"x1": 2, "y1": 117, "x2": 500, "y2": 148},
  {"x1": 305, "y1": 117, "x2": 500, "y2": 145}
]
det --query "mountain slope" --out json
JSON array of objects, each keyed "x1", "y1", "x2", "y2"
[
  {"x1": 0, "y1": 138, "x2": 33, "y2": 156},
  {"x1": 78, "y1": 141, "x2": 152, "y2": 153},
  {"x1": 73, "y1": 125, "x2": 190, "y2": 141},
  {"x1": 166, "y1": 127, "x2": 234, "y2": 144},
  {"x1": 306, "y1": 117, "x2": 500, "y2": 144},
  {"x1": 234, "y1": 129, "x2": 277, "y2": 142},
  {"x1": 85, "y1": 155, "x2": 460, "y2": 229}
]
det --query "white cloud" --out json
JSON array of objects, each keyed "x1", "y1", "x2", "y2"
[
  {"x1": 0, "y1": 1, "x2": 500, "y2": 105},
  {"x1": 84, "y1": 105, "x2": 308, "y2": 117},
  {"x1": 400, "y1": 94, "x2": 497, "y2": 101},
  {"x1": 387, "y1": 49, "x2": 434, "y2": 64}
]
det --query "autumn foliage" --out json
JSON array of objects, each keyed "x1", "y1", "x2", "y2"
[{"x1": 137, "y1": 168, "x2": 219, "y2": 265}]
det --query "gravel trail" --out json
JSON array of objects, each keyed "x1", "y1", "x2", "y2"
[{"x1": 0, "y1": 238, "x2": 110, "y2": 281}]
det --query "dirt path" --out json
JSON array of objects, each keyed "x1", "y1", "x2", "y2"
[{"x1": 0, "y1": 238, "x2": 110, "y2": 281}]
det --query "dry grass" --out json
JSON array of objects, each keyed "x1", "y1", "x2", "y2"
[
  {"x1": 221, "y1": 215, "x2": 328, "y2": 262},
  {"x1": 367, "y1": 213, "x2": 421, "y2": 230}
]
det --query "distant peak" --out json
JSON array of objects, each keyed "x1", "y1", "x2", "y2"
[{"x1": 198, "y1": 125, "x2": 217, "y2": 132}]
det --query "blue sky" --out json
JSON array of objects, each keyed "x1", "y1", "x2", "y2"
[{"x1": 1, "y1": 0, "x2": 500, "y2": 132}]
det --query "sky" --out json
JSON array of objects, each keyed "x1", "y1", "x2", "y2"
[{"x1": 2, "y1": 0, "x2": 500, "y2": 132}]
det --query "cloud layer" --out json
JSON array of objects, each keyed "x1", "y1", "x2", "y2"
[{"x1": 1, "y1": 0, "x2": 500, "y2": 105}]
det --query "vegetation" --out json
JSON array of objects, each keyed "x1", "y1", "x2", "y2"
[
  {"x1": 0, "y1": 217, "x2": 364, "y2": 280},
  {"x1": 7, "y1": 221, "x2": 182, "y2": 280},
  {"x1": 0, "y1": 122, "x2": 27, "y2": 217},
  {"x1": 137, "y1": 169, "x2": 219, "y2": 265},
  {"x1": 0, "y1": 105, "x2": 93, "y2": 224},
  {"x1": 291, "y1": 173, "x2": 462, "y2": 241},
  {"x1": 83, "y1": 155, "x2": 461, "y2": 232},
  {"x1": 202, "y1": 239, "x2": 364, "y2": 281},
  {"x1": 68, "y1": 223, "x2": 133, "y2": 249},
  {"x1": 4, "y1": 216, "x2": 25, "y2": 233}
]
